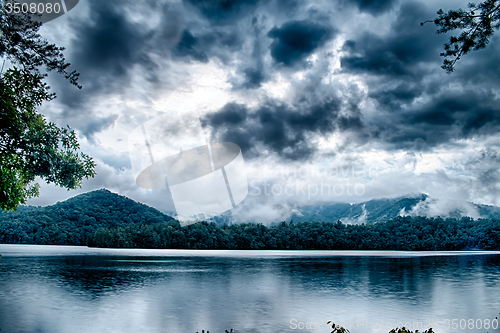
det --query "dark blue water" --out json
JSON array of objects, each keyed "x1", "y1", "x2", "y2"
[{"x1": 0, "y1": 245, "x2": 499, "y2": 333}]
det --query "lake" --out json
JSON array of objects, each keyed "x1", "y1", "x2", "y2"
[{"x1": 0, "y1": 245, "x2": 499, "y2": 333}]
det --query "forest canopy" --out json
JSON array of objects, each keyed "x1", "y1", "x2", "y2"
[{"x1": 1, "y1": 189, "x2": 499, "y2": 250}]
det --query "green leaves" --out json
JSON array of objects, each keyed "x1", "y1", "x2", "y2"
[
  {"x1": 423, "y1": 0, "x2": 500, "y2": 72},
  {"x1": 0, "y1": 6, "x2": 81, "y2": 88},
  {"x1": 0, "y1": 6, "x2": 94, "y2": 210}
]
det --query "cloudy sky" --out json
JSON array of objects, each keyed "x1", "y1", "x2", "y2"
[{"x1": 26, "y1": 0, "x2": 500, "y2": 223}]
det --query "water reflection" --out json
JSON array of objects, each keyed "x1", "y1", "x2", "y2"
[{"x1": 0, "y1": 245, "x2": 499, "y2": 333}]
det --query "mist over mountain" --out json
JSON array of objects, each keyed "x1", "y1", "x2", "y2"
[
  {"x1": 4, "y1": 190, "x2": 500, "y2": 231},
  {"x1": 208, "y1": 194, "x2": 500, "y2": 225},
  {"x1": 2, "y1": 189, "x2": 500, "y2": 250}
]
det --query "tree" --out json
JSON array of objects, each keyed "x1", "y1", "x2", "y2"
[
  {"x1": 422, "y1": 0, "x2": 500, "y2": 72},
  {"x1": 0, "y1": 5, "x2": 95, "y2": 210}
]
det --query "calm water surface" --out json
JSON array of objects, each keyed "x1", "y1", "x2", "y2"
[{"x1": 0, "y1": 245, "x2": 499, "y2": 333}]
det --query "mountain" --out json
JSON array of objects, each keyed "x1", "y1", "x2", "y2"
[
  {"x1": 290, "y1": 194, "x2": 500, "y2": 224},
  {"x1": 0, "y1": 189, "x2": 176, "y2": 245},
  {"x1": 286, "y1": 195, "x2": 429, "y2": 224},
  {"x1": 207, "y1": 194, "x2": 500, "y2": 225},
  {"x1": 4, "y1": 189, "x2": 500, "y2": 232},
  {"x1": 2, "y1": 190, "x2": 500, "y2": 250}
]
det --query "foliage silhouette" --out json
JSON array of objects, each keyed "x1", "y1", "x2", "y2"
[
  {"x1": 0, "y1": 4, "x2": 94, "y2": 210},
  {"x1": 422, "y1": 0, "x2": 500, "y2": 72}
]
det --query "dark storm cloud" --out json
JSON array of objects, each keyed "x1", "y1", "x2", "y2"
[
  {"x1": 81, "y1": 114, "x2": 119, "y2": 144},
  {"x1": 183, "y1": 0, "x2": 260, "y2": 24},
  {"x1": 349, "y1": 0, "x2": 398, "y2": 15},
  {"x1": 51, "y1": 0, "x2": 256, "y2": 145},
  {"x1": 73, "y1": 4, "x2": 145, "y2": 75},
  {"x1": 53, "y1": 0, "x2": 500, "y2": 158},
  {"x1": 368, "y1": 82, "x2": 425, "y2": 110},
  {"x1": 242, "y1": 67, "x2": 266, "y2": 88},
  {"x1": 173, "y1": 28, "x2": 244, "y2": 64},
  {"x1": 202, "y1": 99, "x2": 365, "y2": 160},
  {"x1": 54, "y1": 0, "x2": 155, "y2": 110},
  {"x1": 275, "y1": 0, "x2": 302, "y2": 16},
  {"x1": 340, "y1": 1, "x2": 441, "y2": 77},
  {"x1": 454, "y1": 34, "x2": 500, "y2": 86},
  {"x1": 202, "y1": 29, "x2": 243, "y2": 50},
  {"x1": 64, "y1": 0, "x2": 249, "y2": 86},
  {"x1": 60, "y1": 0, "x2": 244, "y2": 107},
  {"x1": 334, "y1": 0, "x2": 500, "y2": 154},
  {"x1": 268, "y1": 20, "x2": 335, "y2": 67},
  {"x1": 374, "y1": 91, "x2": 500, "y2": 149},
  {"x1": 234, "y1": 16, "x2": 267, "y2": 89},
  {"x1": 174, "y1": 30, "x2": 209, "y2": 62},
  {"x1": 206, "y1": 103, "x2": 248, "y2": 126}
]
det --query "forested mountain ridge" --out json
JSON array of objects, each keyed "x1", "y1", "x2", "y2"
[
  {"x1": 288, "y1": 194, "x2": 500, "y2": 224},
  {"x1": 1, "y1": 189, "x2": 500, "y2": 250},
  {"x1": 287, "y1": 195, "x2": 429, "y2": 224},
  {"x1": 0, "y1": 189, "x2": 174, "y2": 245},
  {"x1": 209, "y1": 194, "x2": 500, "y2": 225}
]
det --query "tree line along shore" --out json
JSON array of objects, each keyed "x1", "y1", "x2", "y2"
[{"x1": 1, "y1": 215, "x2": 499, "y2": 251}]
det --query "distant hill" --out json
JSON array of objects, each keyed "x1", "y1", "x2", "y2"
[
  {"x1": 207, "y1": 194, "x2": 500, "y2": 225},
  {"x1": 0, "y1": 189, "x2": 176, "y2": 245},
  {"x1": 287, "y1": 195, "x2": 429, "y2": 224},
  {"x1": 289, "y1": 195, "x2": 500, "y2": 224}
]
